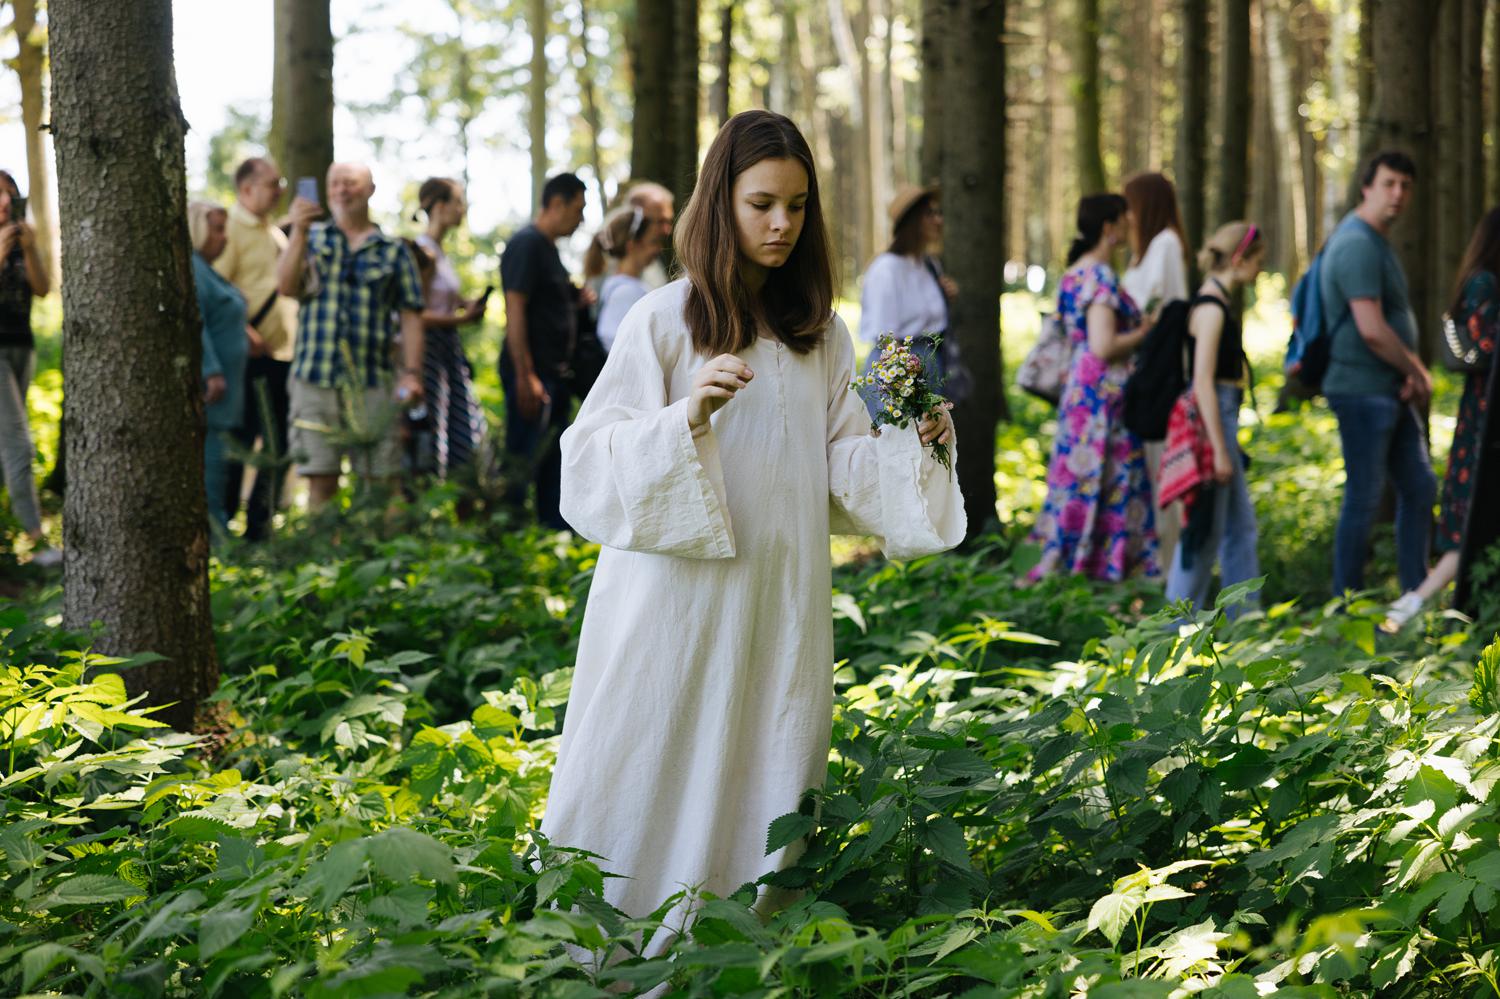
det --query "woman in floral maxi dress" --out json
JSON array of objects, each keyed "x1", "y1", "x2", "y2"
[{"x1": 1029, "y1": 193, "x2": 1160, "y2": 582}]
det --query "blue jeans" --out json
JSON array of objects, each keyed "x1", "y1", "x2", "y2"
[
  {"x1": 500, "y1": 352, "x2": 572, "y2": 531},
  {"x1": 204, "y1": 428, "x2": 230, "y2": 534},
  {"x1": 1327, "y1": 393, "x2": 1436, "y2": 594},
  {"x1": 1166, "y1": 385, "x2": 1260, "y2": 617}
]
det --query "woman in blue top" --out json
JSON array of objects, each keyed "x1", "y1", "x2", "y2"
[{"x1": 188, "y1": 201, "x2": 250, "y2": 536}]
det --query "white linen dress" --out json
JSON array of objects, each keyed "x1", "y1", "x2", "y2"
[{"x1": 540, "y1": 279, "x2": 965, "y2": 925}]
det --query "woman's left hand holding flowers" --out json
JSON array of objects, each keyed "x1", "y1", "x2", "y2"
[{"x1": 917, "y1": 400, "x2": 954, "y2": 446}]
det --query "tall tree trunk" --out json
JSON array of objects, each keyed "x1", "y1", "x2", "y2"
[
  {"x1": 1367, "y1": 0, "x2": 1437, "y2": 359},
  {"x1": 1073, "y1": 0, "x2": 1106, "y2": 194},
  {"x1": 575, "y1": 0, "x2": 607, "y2": 208},
  {"x1": 868, "y1": 0, "x2": 894, "y2": 234},
  {"x1": 529, "y1": 0, "x2": 548, "y2": 209},
  {"x1": 631, "y1": 0, "x2": 675, "y2": 188},
  {"x1": 1176, "y1": 0, "x2": 1208, "y2": 256},
  {"x1": 920, "y1": 0, "x2": 945, "y2": 184},
  {"x1": 829, "y1": 0, "x2": 873, "y2": 266},
  {"x1": 9, "y1": 0, "x2": 58, "y2": 283},
  {"x1": 269, "y1": 0, "x2": 333, "y2": 204},
  {"x1": 933, "y1": 0, "x2": 1007, "y2": 536},
  {"x1": 1462, "y1": 0, "x2": 1484, "y2": 228},
  {"x1": 1216, "y1": 0, "x2": 1251, "y2": 226},
  {"x1": 1325, "y1": 0, "x2": 1352, "y2": 232},
  {"x1": 51, "y1": 0, "x2": 214, "y2": 733},
  {"x1": 1489, "y1": 0, "x2": 1500, "y2": 205},
  {"x1": 712, "y1": 1, "x2": 732, "y2": 124},
  {"x1": 671, "y1": 0, "x2": 701, "y2": 200},
  {"x1": 1264, "y1": 0, "x2": 1306, "y2": 276},
  {"x1": 1432, "y1": 0, "x2": 1466, "y2": 330},
  {"x1": 1123, "y1": 0, "x2": 1155, "y2": 173}
]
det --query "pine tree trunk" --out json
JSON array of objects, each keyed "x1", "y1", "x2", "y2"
[
  {"x1": 1073, "y1": 0, "x2": 1106, "y2": 194},
  {"x1": 1123, "y1": 0, "x2": 1155, "y2": 173},
  {"x1": 829, "y1": 0, "x2": 873, "y2": 266},
  {"x1": 920, "y1": 0, "x2": 945, "y2": 185},
  {"x1": 1462, "y1": 0, "x2": 1485, "y2": 229},
  {"x1": 1176, "y1": 0, "x2": 1209, "y2": 255},
  {"x1": 1489, "y1": 0, "x2": 1500, "y2": 205},
  {"x1": 1264, "y1": 0, "x2": 1306, "y2": 276},
  {"x1": 51, "y1": 0, "x2": 215, "y2": 734},
  {"x1": 269, "y1": 0, "x2": 333, "y2": 204},
  {"x1": 1367, "y1": 0, "x2": 1437, "y2": 359},
  {"x1": 10, "y1": 0, "x2": 59, "y2": 283},
  {"x1": 1216, "y1": 0, "x2": 1251, "y2": 225},
  {"x1": 712, "y1": 1, "x2": 732, "y2": 124},
  {"x1": 576, "y1": 0, "x2": 608, "y2": 207},
  {"x1": 1432, "y1": 0, "x2": 1466, "y2": 329},
  {"x1": 672, "y1": 0, "x2": 701, "y2": 201},
  {"x1": 933, "y1": 0, "x2": 1007, "y2": 536},
  {"x1": 529, "y1": 0, "x2": 549, "y2": 209},
  {"x1": 631, "y1": 0, "x2": 676, "y2": 189},
  {"x1": 868, "y1": 0, "x2": 894, "y2": 235}
]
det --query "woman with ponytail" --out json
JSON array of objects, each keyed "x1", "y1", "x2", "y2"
[
  {"x1": 587, "y1": 203, "x2": 663, "y2": 352},
  {"x1": 1028, "y1": 193, "x2": 1159, "y2": 582},
  {"x1": 414, "y1": 177, "x2": 487, "y2": 480},
  {"x1": 1165, "y1": 222, "x2": 1264, "y2": 614}
]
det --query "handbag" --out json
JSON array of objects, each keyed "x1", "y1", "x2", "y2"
[
  {"x1": 1440, "y1": 311, "x2": 1493, "y2": 373},
  {"x1": 1016, "y1": 311, "x2": 1071, "y2": 404}
]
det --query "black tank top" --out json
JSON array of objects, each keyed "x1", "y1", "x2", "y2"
[{"x1": 1187, "y1": 295, "x2": 1246, "y2": 382}]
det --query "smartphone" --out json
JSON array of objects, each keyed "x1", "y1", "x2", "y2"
[
  {"x1": 9, "y1": 194, "x2": 26, "y2": 224},
  {"x1": 475, "y1": 285, "x2": 494, "y2": 309},
  {"x1": 295, "y1": 176, "x2": 319, "y2": 206}
]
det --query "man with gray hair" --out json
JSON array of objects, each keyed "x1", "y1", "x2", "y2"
[{"x1": 276, "y1": 162, "x2": 425, "y2": 508}]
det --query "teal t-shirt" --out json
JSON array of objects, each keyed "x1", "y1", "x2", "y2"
[{"x1": 1318, "y1": 212, "x2": 1418, "y2": 397}]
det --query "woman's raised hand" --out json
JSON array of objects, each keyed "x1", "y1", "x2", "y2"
[{"x1": 687, "y1": 353, "x2": 753, "y2": 430}]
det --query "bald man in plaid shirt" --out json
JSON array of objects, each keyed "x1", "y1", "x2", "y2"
[{"x1": 277, "y1": 162, "x2": 425, "y2": 508}]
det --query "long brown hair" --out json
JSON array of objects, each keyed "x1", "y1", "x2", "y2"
[
  {"x1": 1448, "y1": 208, "x2": 1500, "y2": 319},
  {"x1": 676, "y1": 110, "x2": 835, "y2": 356},
  {"x1": 1123, "y1": 172, "x2": 1186, "y2": 265}
]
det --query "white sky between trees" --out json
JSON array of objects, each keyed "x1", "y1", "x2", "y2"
[{"x1": 0, "y1": 1, "x2": 598, "y2": 250}]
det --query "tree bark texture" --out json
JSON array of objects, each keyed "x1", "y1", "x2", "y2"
[
  {"x1": 1490, "y1": 0, "x2": 1500, "y2": 205},
  {"x1": 920, "y1": 0, "x2": 945, "y2": 185},
  {"x1": 712, "y1": 1, "x2": 732, "y2": 125},
  {"x1": 1461, "y1": 0, "x2": 1485, "y2": 234},
  {"x1": 933, "y1": 0, "x2": 1007, "y2": 536},
  {"x1": 1432, "y1": 0, "x2": 1467, "y2": 333},
  {"x1": 1176, "y1": 0, "x2": 1209, "y2": 255},
  {"x1": 529, "y1": 0, "x2": 548, "y2": 209},
  {"x1": 1073, "y1": 0, "x2": 1106, "y2": 195},
  {"x1": 1216, "y1": 0, "x2": 1251, "y2": 226},
  {"x1": 575, "y1": 0, "x2": 608, "y2": 208},
  {"x1": 829, "y1": 0, "x2": 873, "y2": 267},
  {"x1": 9, "y1": 0, "x2": 59, "y2": 283},
  {"x1": 269, "y1": 0, "x2": 333, "y2": 204},
  {"x1": 632, "y1": 0, "x2": 675, "y2": 189},
  {"x1": 50, "y1": 0, "x2": 215, "y2": 733},
  {"x1": 671, "y1": 0, "x2": 701, "y2": 202},
  {"x1": 1366, "y1": 0, "x2": 1436, "y2": 358},
  {"x1": 1264, "y1": 0, "x2": 1307, "y2": 275}
]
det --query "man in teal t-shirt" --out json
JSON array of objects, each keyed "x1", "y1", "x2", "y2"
[{"x1": 1318, "y1": 150, "x2": 1435, "y2": 598}]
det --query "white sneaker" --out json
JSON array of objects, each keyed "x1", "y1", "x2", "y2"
[
  {"x1": 30, "y1": 546, "x2": 63, "y2": 569},
  {"x1": 1382, "y1": 591, "x2": 1425, "y2": 633}
]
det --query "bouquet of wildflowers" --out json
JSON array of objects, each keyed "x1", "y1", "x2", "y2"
[{"x1": 851, "y1": 332, "x2": 952, "y2": 474}]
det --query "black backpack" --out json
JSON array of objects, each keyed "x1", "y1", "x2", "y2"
[{"x1": 1123, "y1": 299, "x2": 1196, "y2": 442}]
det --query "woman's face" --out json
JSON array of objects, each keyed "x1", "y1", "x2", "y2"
[
  {"x1": 1234, "y1": 247, "x2": 1264, "y2": 285},
  {"x1": 919, "y1": 199, "x2": 943, "y2": 250},
  {"x1": 200, "y1": 211, "x2": 229, "y2": 262},
  {"x1": 440, "y1": 185, "x2": 467, "y2": 227},
  {"x1": 0, "y1": 186, "x2": 15, "y2": 226},
  {"x1": 732, "y1": 157, "x2": 808, "y2": 272}
]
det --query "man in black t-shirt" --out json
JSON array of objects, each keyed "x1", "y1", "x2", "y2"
[{"x1": 500, "y1": 172, "x2": 589, "y2": 529}]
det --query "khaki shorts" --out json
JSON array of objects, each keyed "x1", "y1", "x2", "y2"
[{"x1": 288, "y1": 377, "x2": 404, "y2": 479}]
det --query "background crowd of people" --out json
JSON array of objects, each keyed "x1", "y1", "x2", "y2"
[{"x1": 0, "y1": 138, "x2": 1494, "y2": 628}]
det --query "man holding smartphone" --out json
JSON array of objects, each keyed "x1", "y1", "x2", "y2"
[{"x1": 276, "y1": 161, "x2": 425, "y2": 508}]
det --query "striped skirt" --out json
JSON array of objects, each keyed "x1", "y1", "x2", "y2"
[{"x1": 421, "y1": 327, "x2": 487, "y2": 477}]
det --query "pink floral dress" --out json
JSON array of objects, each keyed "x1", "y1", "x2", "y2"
[{"x1": 1028, "y1": 261, "x2": 1160, "y2": 582}]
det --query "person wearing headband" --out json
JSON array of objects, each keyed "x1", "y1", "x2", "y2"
[
  {"x1": 588, "y1": 203, "x2": 663, "y2": 353},
  {"x1": 1165, "y1": 221, "x2": 1265, "y2": 615}
]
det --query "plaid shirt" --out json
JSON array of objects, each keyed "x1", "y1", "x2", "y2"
[{"x1": 290, "y1": 222, "x2": 424, "y2": 388}]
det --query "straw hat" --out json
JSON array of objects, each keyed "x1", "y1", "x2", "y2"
[{"x1": 887, "y1": 183, "x2": 939, "y2": 231}]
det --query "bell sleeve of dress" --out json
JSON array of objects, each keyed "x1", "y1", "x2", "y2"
[
  {"x1": 825, "y1": 317, "x2": 967, "y2": 559},
  {"x1": 558, "y1": 306, "x2": 736, "y2": 559}
]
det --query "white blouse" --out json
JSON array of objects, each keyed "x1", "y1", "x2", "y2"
[
  {"x1": 1121, "y1": 228, "x2": 1189, "y2": 313},
  {"x1": 857, "y1": 252, "x2": 948, "y2": 344}
]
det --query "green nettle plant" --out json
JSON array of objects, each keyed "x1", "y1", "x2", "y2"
[{"x1": 3, "y1": 465, "x2": 1500, "y2": 995}]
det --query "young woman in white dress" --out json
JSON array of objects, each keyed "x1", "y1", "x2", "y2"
[{"x1": 541, "y1": 110, "x2": 966, "y2": 936}]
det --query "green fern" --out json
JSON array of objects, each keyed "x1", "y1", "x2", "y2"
[{"x1": 1469, "y1": 636, "x2": 1500, "y2": 714}]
